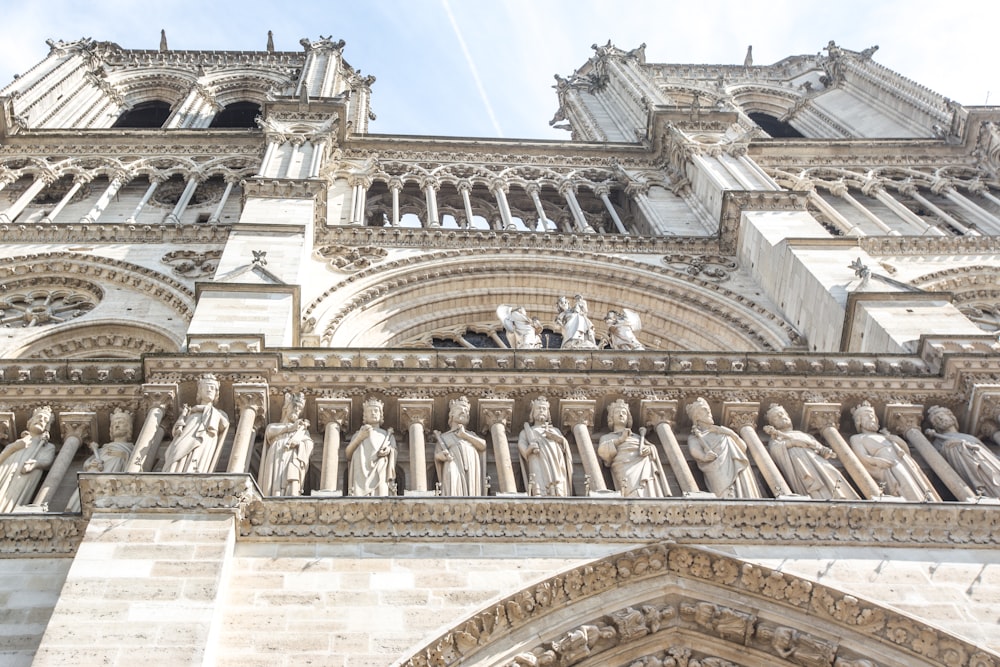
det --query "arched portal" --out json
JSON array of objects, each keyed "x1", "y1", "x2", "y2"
[{"x1": 397, "y1": 543, "x2": 998, "y2": 667}]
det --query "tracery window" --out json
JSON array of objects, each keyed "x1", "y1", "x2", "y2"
[{"x1": 0, "y1": 289, "x2": 97, "y2": 328}]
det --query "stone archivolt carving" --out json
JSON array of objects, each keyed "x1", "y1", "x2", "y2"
[{"x1": 398, "y1": 542, "x2": 998, "y2": 667}]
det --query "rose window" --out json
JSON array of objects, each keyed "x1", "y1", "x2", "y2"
[{"x1": 0, "y1": 289, "x2": 97, "y2": 328}]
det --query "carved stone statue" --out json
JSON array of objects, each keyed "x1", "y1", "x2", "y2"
[
  {"x1": 260, "y1": 392, "x2": 313, "y2": 496},
  {"x1": 162, "y1": 374, "x2": 230, "y2": 473},
  {"x1": 555, "y1": 294, "x2": 597, "y2": 349},
  {"x1": 434, "y1": 396, "x2": 487, "y2": 496},
  {"x1": 345, "y1": 397, "x2": 397, "y2": 496},
  {"x1": 67, "y1": 408, "x2": 135, "y2": 512},
  {"x1": 603, "y1": 309, "x2": 644, "y2": 350},
  {"x1": 686, "y1": 398, "x2": 762, "y2": 499},
  {"x1": 498, "y1": 305, "x2": 543, "y2": 349},
  {"x1": 0, "y1": 406, "x2": 56, "y2": 513},
  {"x1": 925, "y1": 405, "x2": 1000, "y2": 498},
  {"x1": 850, "y1": 401, "x2": 940, "y2": 501},
  {"x1": 597, "y1": 399, "x2": 669, "y2": 497},
  {"x1": 517, "y1": 396, "x2": 574, "y2": 496},
  {"x1": 763, "y1": 404, "x2": 859, "y2": 500}
]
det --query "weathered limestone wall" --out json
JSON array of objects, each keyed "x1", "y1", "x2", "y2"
[
  {"x1": 0, "y1": 557, "x2": 70, "y2": 667},
  {"x1": 32, "y1": 512, "x2": 236, "y2": 666},
  {"x1": 216, "y1": 541, "x2": 622, "y2": 667}
]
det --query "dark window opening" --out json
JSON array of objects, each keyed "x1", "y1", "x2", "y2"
[
  {"x1": 112, "y1": 101, "x2": 172, "y2": 128},
  {"x1": 209, "y1": 102, "x2": 261, "y2": 129},
  {"x1": 748, "y1": 112, "x2": 804, "y2": 138},
  {"x1": 196, "y1": 212, "x2": 211, "y2": 223}
]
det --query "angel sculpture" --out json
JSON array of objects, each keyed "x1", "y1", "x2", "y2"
[
  {"x1": 603, "y1": 309, "x2": 644, "y2": 350},
  {"x1": 497, "y1": 305, "x2": 543, "y2": 349}
]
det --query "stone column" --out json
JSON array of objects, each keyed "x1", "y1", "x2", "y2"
[
  {"x1": 526, "y1": 183, "x2": 551, "y2": 231},
  {"x1": 207, "y1": 177, "x2": 236, "y2": 224},
  {"x1": 900, "y1": 184, "x2": 977, "y2": 235},
  {"x1": 559, "y1": 182, "x2": 592, "y2": 233},
  {"x1": 422, "y1": 177, "x2": 441, "y2": 227},
  {"x1": 458, "y1": 180, "x2": 475, "y2": 228},
  {"x1": 226, "y1": 384, "x2": 268, "y2": 474},
  {"x1": 479, "y1": 399, "x2": 517, "y2": 494},
  {"x1": 0, "y1": 174, "x2": 50, "y2": 224},
  {"x1": 595, "y1": 185, "x2": 628, "y2": 234},
  {"x1": 886, "y1": 404, "x2": 977, "y2": 502},
  {"x1": 349, "y1": 176, "x2": 371, "y2": 225},
  {"x1": 830, "y1": 182, "x2": 895, "y2": 235},
  {"x1": 722, "y1": 402, "x2": 794, "y2": 497},
  {"x1": 81, "y1": 171, "x2": 129, "y2": 224},
  {"x1": 399, "y1": 399, "x2": 433, "y2": 494},
  {"x1": 808, "y1": 189, "x2": 863, "y2": 236},
  {"x1": 868, "y1": 183, "x2": 942, "y2": 235},
  {"x1": 315, "y1": 398, "x2": 351, "y2": 495},
  {"x1": 42, "y1": 177, "x2": 86, "y2": 223},
  {"x1": 126, "y1": 384, "x2": 178, "y2": 472},
  {"x1": 935, "y1": 181, "x2": 1000, "y2": 233},
  {"x1": 641, "y1": 399, "x2": 698, "y2": 495},
  {"x1": 389, "y1": 177, "x2": 403, "y2": 226},
  {"x1": 560, "y1": 400, "x2": 607, "y2": 493},
  {"x1": 164, "y1": 175, "x2": 199, "y2": 224},
  {"x1": 490, "y1": 180, "x2": 515, "y2": 230},
  {"x1": 32, "y1": 412, "x2": 96, "y2": 507},
  {"x1": 803, "y1": 403, "x2": 882, "y2": 499},
  {"x1": 124, "y1": 176, "x2": 162, "y2": 223}
]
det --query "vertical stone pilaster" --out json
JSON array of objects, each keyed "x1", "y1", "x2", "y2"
[
  {"x1": 33, "y1": 412, "x2": 96, "y2": 507},
  {"x1": 641, "y1": 400, "x2": 697, "y2": 495},
  {"x1": 399, "y1": 399, "x2": 433, "y2": 493},
  {"x1": 803, "y1": 403, "x2": 882, "y2": 499},
  {"x1": 479, "y1": 399, "x2": 517, "y2": 494},
  {"x1": 560, "y1": 400, "x2": 606, "y2": 493},
  {"x1": 316, "y1": 398, "x2": 351, "y2": 494},
  {"x1": 126, "y1": 384, "x2": 178, "y2": 472},
  {"x1": 722, "y1": 402, "x2": 793, "y2": 497},
  {"x1": 886, "y1": 404, "x2": 977, "y2": 502},
  {"x1": 227, "y1": 384, "x2": 268, "y2": 474}
]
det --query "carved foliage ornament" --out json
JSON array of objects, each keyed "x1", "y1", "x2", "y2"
[
  {"x1": 661, "y1": 254, "x2": 736, "y2": 281},
  {"x1": 161, "y1": 250, "x2": 222, "y2": 279},
  {"x1": 314, "y1": 244, "x2": 388, "y2": 273}
]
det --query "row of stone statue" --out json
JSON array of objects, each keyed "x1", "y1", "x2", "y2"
[
  {"x1": 3, "y1": 380, "x2": 1000, "y2": 509},
  {"x1": 499, "y1": 295, "x2": 644, "y2": 350}
]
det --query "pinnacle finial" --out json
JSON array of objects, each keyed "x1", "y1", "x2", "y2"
[
  {"x1": 743, "y1": 45, "x2": 753, "y2": 67},
  {"x1": 267, "y1": 30, "x2": 275, "y2": 54},
  {"x1": 159, "y1": 29, "x2": 168, "y2": 52}
]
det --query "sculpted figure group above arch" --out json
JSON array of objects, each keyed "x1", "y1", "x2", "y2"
[{"x1": 10, "y1": 387, "x2": 1000, "y2": 510}]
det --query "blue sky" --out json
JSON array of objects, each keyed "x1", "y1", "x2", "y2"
[{"x1": 1, "y1": 0, "x2": 998, "y2": 139}]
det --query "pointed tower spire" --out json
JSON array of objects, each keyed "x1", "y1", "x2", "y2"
[
  {"x1": 267, "y1": 30, "x2": 275, "y2": 54},
  {"x1": 743, "y1": 45, "x2": 753, "y2": 68},
  {"x1": 159, "y1": 29, "x2": 168, "y2": 52}
]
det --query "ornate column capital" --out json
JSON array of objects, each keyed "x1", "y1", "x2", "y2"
[
  {"x1": 827, "y1": 181, "x2": 849, "y2": 197},
  {"x1": 316, "y1": 398, "x2": 352, "y2": 432},
  {"x1": 721, "y1": 402, "x2": 760, "y2": 431},
  {"x1": 929, "y1": 178, "x2": 955, "y2": 195},
  {"x1": 142, "y1": 383, "x2": 178, "y2": 419},
  {"x1": 524, "y1": 182, "x2": 541, "y2": 196},
  {"x1": 640, "y1": 399, "x2": 678, "y2": 428},
  {"x1": 860, "y1": 178, "x2": 884, "y2": 197},
  {"x1": 593, "y1": 183, "x2": 612, "y2": 198},
  {"x1": 557, "y1": 180, "x2": 578, "y2": 197},
  {"x1": 884, "y1": 404, "x2": 926, "y2": 435},
  {"x1": 58, "y1": 411, "x2": 98, "y2": 445},
  {"x1": 801, "y1": 403, "x2": 842, "y2": 433},
  {"x1": 233, "y1": 383, "x2": 269, "y2": 430},
  {"x1": 489, "y1": 178, "x2": 509, "y2": 195},
  {"x1": 0, "y1": 412, "x2": 15, "y2": 446},
  {"x1": 398, "y1": 398, "x2": 433, "y2": 430},
  {"x1": 387, "y1": 176, "x2": 404, "y2": 191},
  {"x1": 560, "y1": 399, "x2": 596, "y2": 429},
  {"x1": 419, "y1": 176, "x2": 440, "y2": 192},
  {"x1": 478, "y1": 399, "x2": 514, "y2": 432}
]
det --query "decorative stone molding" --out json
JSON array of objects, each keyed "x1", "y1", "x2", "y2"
[
  {"x1": 314, "y1": 244, "x2": 388, "y2": 272},
  {"x1": 161, "y1": 249, "x2": 222, "y2": 279},
  {"x1": 718, "y1": 190, "x2": 809, "y2": 253},
  {"x1": 0, "y1": 221, "x2": 230, "y2": 244},
  {"x1": 399, "y1": 542, "x2": 1000, "y2": 667},
  {"x1": 77, "y1": 473, "x2": 259, "y2": 522},
  {"x1": 0, "y1": 515, "x2": 87, "y2": 556},
  {"x1": 0, "y1": 285, "x2": 99, "y2": 328}
]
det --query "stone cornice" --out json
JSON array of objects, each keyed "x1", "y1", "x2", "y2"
[
  {"x1": 314, "y1": 224, "x2": 720, "y2": 254},
  {"x1": 0, "y1": 222, "x2": 230, "y2": 244},
  {"x1": 0, "y1": 135, "x2": 264, "y2": 156}
]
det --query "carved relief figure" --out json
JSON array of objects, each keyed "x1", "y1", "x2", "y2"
[
  {"x1": 686, "y1": 398, "x2": 762, "y2": 499},
  {"x1": 555, "y1": 294, "x2": 597, "y2": 349},
  {"x1": 498, "y1": 305, "x2": 543, "y2": 349},
  {"x1": 518, "y1": 396, "x2": 574, "y2": 496},
  {"x1": 162, "y1": 374, "x2": 230, "y2": 473},
  {"x1": 849, "y1": 401, "x2": 940, "y2": 501},
  {"x1": 764, "y1": 404, "x2": 859, "y2": 500},
  {"x1": 603, "y1": 309, "x2": 644, "y2": 350},
  {"x1": 0, "y1": 406, "x2": 56, "y2": 513},
  {"x1": 434, "y1": 396, "x2": 487, "y2": 496},
  {"x1": 260, "y1": 392, "x2": 313, "y2": 496},
  {"x1": 598, "y1": 399, "x2": 669, "y2": 497},
  {"x1": 67, "y1": 408, "x2": 135, "y2": 512},
  {"x1": 925, "y1": 405, "x2": 1000, "y2": 497},
  {"x1": 345, "y1": 397, "x2": 397, "y2": 496}
]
